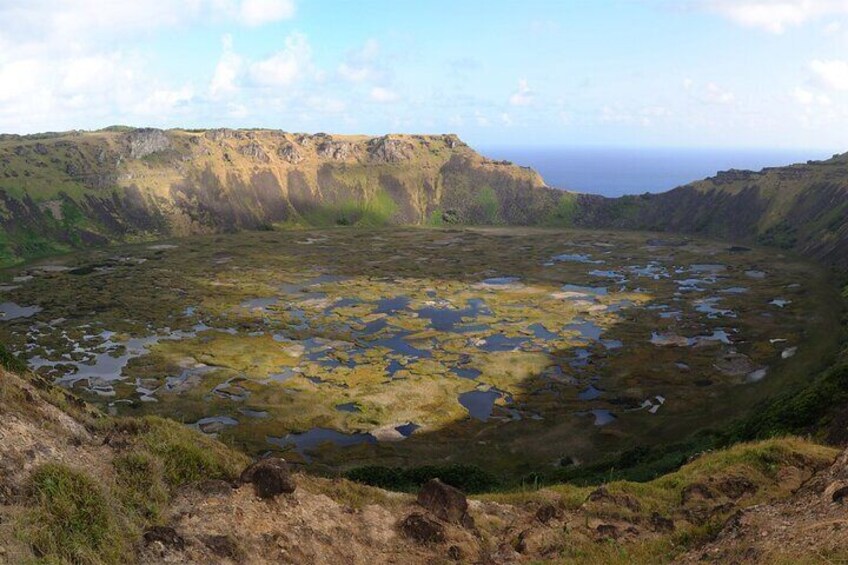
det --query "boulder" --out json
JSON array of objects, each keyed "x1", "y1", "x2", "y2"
[
  {"x1": 240, "y1": 458, "x2": 296, "y2": 498},
  {"x1": 417, "y1": 478, "x2": 474, "y2": 527},
  {"x1": 398, "y1": 512, "x2": 446, "y2": 544}
]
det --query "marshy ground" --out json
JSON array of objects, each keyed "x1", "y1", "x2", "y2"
[{"x1": 0, "y1": 227, "x2": 841, "y2": 478}]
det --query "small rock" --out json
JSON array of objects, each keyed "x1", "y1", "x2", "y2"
[
  {"x1": 586, "y1": 486, "x2": 641, "y2": 512},
  {"x1": 240, "y1": 458, "x2": 296, "y2": 499},
  {"x1": 399, "y1": 513, "x2": 446, "y2": 545},
  {"x1": 203, "y1": 535, "x2": 244, "y2": 561},
  {"x1": 681, "y1": 483, "x2": 717, "y2": 504},
  {"x1": 595, "y1": 524, "x2": 618, "y2": 540},
  {"x1": 447, "y1": 545, "x2": 463, "y2": 560},
  {"x1": 514, "y1": 529, "x2": 530, "y2": 553},
  {"x1": 824, "y1": 481, "x2": 848, "y2": 503},
  {"x1": 535, "y1": 503, "x2": 559, "y2": 524},
  {"x1": 417, "y1": 479, "x2": 474, "y2": 527},
  {"x1": 714, "y1": 475, "x2": 757, "y2": 499},
  {"x1": 143, "y1": 526, "x2": 186, "y2": 550},
  {"x1": 649, "y1": 512, "x2": 675, "y2": 533}
]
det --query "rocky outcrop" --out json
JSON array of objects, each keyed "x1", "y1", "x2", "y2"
[
  {"x1": 277, "y1": 142, "x2": 304, "y2": 164},
  {"x1": 238, "y1": 141, "x2": 270, "y2": 163},
  {"x1": 126, "y1": 128, "x2": 170, "y2": 159},
  {"x1": 368, "y1": 135, "x2": 414, "y2": 162},
  {"x1": 316, "y1": 138, "x2": 355, "y2": 161}
]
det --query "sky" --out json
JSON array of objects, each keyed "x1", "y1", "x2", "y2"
[{"x1": 1, "y1": 0, "x2": 847, "y2": 150}]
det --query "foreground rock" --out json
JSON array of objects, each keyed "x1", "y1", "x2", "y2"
[
  {"x1": 398, "y1": 513, "x2": 446, "y2": 544},
  {"x1": 416, "y1": 479, "x2": 474, "y2": 528},
  {"x1": 239, "y1": 458, "x2": 296, "y2": 499}
]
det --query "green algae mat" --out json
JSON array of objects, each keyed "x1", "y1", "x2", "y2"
[{"x1": 0, "y1": 227, "x2": 842, "y2": 477}]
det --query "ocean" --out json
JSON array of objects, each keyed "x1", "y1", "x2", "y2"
[{"x1": 476, "y1": 146, "x2": 834, "y2": 198}]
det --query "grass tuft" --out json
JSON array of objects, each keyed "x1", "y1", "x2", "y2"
[{"x1": 22, "y1": 464, "x2": 129, "y2": 564}]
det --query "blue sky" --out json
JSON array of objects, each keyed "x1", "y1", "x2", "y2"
[{"x1": 0, "y1": 0, "x2": 847, "y2": 150}]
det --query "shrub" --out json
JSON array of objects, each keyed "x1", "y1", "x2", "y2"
[{"x1": 346, "y1": 463, "x2": 499, "y2": 493}]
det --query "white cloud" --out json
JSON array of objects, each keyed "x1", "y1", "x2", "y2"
[
  {"x1": 500, "y1": 112, "x2": 513, "y2": 126},
  {"x1": 237, "y1": 0, "x2": 296, "y2": 26},
  {"x1": 132, "y1": 85, "x2": 195, "y2": 115},
  {"x1": 793, "y1": 86, "x2": 832, "y2": 104},
  {"x1": 370, "y1": 86, "x2": 399, "y2": 103},
  {"x1": 703, "y1": 0, "x2": 848, "y2": 34},
  {"x1": 599, "y1": 104, "x2": 670, "y2": 127},
  {"x1": 703, "y1": 82, "x2": 736, "y2": 104},
  {"x1": 509, "y1": 79, "x2": 534, "y2": 106},
  {"x1": 249, "y1": 33, "x2": 311, "y2": 87},
  {"x1": 810, "y1": 58, "x2": 848, "y2": 90},
  {"x1": 0, "y1": 1, "x2": 297, "y2": 44},
  {"x1": 209, "y1": 34, "x2": 243, "y2": 98},
  {"x1": 337, "y1": 39, "x2": 381, "y2": 83},
  {"x1": 684, "y1": 78, "x2": 735, "y2": 104}
]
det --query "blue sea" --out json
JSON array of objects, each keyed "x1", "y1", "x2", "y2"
[{"x1": 477, "y1": 146, "x2": 835, "y2": 198}]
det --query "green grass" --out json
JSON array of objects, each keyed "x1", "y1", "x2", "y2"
[
  {"x1": 120, "y1": 416, "x2": 249, "y2": 487},
  {"x1": 15, "y1": 414, "x2": 249, "y2": 563},
  {"x1": 546, "y1": 192, "x2": 579, "y2": 227},
  {"x1": 21, "y1": 464, "x2": 129, "y2": 564},
  {"x1": 112, "y1": 453, "x2": 169, "y2": 522}
]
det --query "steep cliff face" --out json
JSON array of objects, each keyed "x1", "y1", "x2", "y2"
[
  {"x1": 574, "y1": 154, "x2": 848, "y2": 272},
  {"x1": 0, "y1": 128, "x2": 557, "y2": 265}
]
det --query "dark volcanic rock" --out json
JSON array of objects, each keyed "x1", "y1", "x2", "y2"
[
  {"x1": 535, "y1": 503, "x2": 559, "y2": 524},
  {"x1": 586, "y1": 486, "x2": 641, "y2": 512},
  {"x1": 399, "y1": 512, "x2": 446, "y2": 544},
  {"x1": 714, "y1": 475, "x2": 758, "y2": 499},
  {"x1": 203, "y1": 534, "x2": 244, "y2": 561},
  {"x1": 650, "y1": 512, "x2": 675, "y2": 533},
  {"x1": 595, "y1": 524, "x2": 619, "y2": 540},
  {"x1": 417, "y1": 479, "x2": 474, "y2": 527},
  {"x1": 240, "y1": 457, "x2": 296, "y2": 498}
]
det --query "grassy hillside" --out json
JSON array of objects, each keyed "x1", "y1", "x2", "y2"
[
  {"x1": 574, "y1": 153, "x2": 848, "y2": 273},
  {"x1": 0, "y1": 128, "x2": 566, "y2": 266},
  {"x1": 1, "y1": 362, "x2": 843, "y2": 564}
]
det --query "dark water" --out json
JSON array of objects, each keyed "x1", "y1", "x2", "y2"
[{"x1": 477, "y1": 146, "x2": 830, "y2": 197}]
